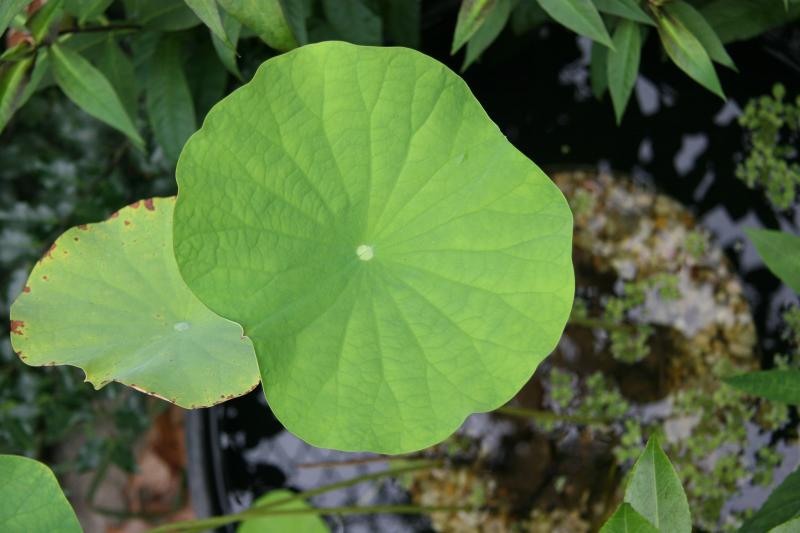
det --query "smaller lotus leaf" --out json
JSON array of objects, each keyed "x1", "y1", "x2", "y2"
[
  {"x1": 238, "y1": 490, "x2": 328, "y2": 533},
  {"x1": 0, "y1": 454, "x2": 81, "y2": 533},
  {"x1": 9, "y1": 197, "x2": 259, "y2": 408}
]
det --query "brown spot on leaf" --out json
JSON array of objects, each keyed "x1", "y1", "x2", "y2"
[
  {"x1": 44, "y1": 243, "x2": 56, "y2": 259},
  {"x1": 73, "y1": 237, "x2": 79, "y2": 242},
  {"x1": 124, "y1": 220, "x2": 131, "y2": 226},
  {"x1": 130, "y1": 201, "x2": 141, "y2": 209},
  {"x1": 22, "y1": 286, "x2": 30, "y2": 293},
  {"x1": 78, "y1": 224, "x2": 88, "y2": 230},
  {"x1": 42, "y1": 275, "x2": 48, "y2": 281},
  {"x1": 10, "y1": 320, "x2": 24, "y2": 335},
  {"x1": 110, "y1": 211, "x2": 120, "y2": 219},
  {"x1": 144, "y1": 198, "x2": 155, "y2": 211}
]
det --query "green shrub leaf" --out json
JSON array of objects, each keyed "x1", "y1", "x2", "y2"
[
  {"x1": 0, "y1": 57, "x2": 32, "y2": 132},
  {"x1": 745, "y1": 228, "x2": 800, "y2": 293},
  {"x1": 463, "y1": 0, "x2": 512, "y2": 70},
  {"x1": 218, "y1": 0, "x2": 300, "y2": 51},
  {"x1": 769, "y1": 517, "x2": 800, "y2": 533},
  {"x1": 624, "y1": 436, "x2": 692, "y2": 532},
  {"x1": 700, "y1": 0, "x2": 800, "y2": 44},
  {"x1": 590, "y1": 42, "x2": 609, "y2": 99},
  {"x1": 0, "y1": 455, "x2": 81, "y2": 533},
  {"x1": 323, "y1": 0, "x2": 382, "y2": 45},
  {"x1": 655, "y1": 10, "x2": 724, "y2": 99},
  {"x1": 740, "y1": 467, "x2": 800, "y2": 533},
  {"x1": 452, "y1": 0, "x2": 498, "y2": 54},
  {"x1": 607, "y1": 19, "x2": 641, "y2": 123},
  {"x1": 64, "y1": 0, "x2": 114, "y2": 23},
  {"x1": 594, "y1": 0, "x2": 654, "y2": 26},
  {"x1": 380, "y1": 0, "x2": 421, "y2": 48},
  {"x1": 663, "y1": 0, "x2": 736, "y2": 70},
  {"x1": 96, "y1": 37, "x2": 138, "y2": 122},
  {"x1": 173, "y1": 42, "x2": 574, "y2": 453},
  {"x1": 725, "y1": 369, "x2": 800, "y2": 404},
  {"x1": 600, "y1": 503, "x2": 659, "y2": 533},
  {"x1": 125, "y1": 0, "x2": 201, "y2": 31},
  {"x1": 185, "y1": 0, "x2": 234, "y2": 48},
  {"x1": 51, "y1": 43, "x2": 144, "y2": 150},
  {"x1": 0, "y1": 0, "x2": 30, "y2": 37},
  {"x1": 238, "y1": 490, "x2": 327, "y2": 533},
  {"x1": 146, "y1": 35, "x2": 196, "y2": 162},
  {"x1": 9, "y1": 197, "x2": 259, "y2": 409},
  {"x1": 212, "y1": 10, "x2": 243, "y2": 79},
  {"x1": 536, "y1": 0, "x2": 613, "y2": 48}
]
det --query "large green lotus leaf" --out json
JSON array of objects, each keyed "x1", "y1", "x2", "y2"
[
  {"x1": 0, "y1": 455, "x2": 81, "y2": 533},
  {"x1": 174, "y1": 41, "x2": 574, "y2": 453},
  {"x1": 10, "y1": 197, "x2": 259, "y2": 408}
]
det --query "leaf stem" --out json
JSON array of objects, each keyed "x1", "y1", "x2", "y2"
[
  {"x1": 568, "y1": 315, "x2": 639, "y2": 333},
  {"x1": 146, "y1": 461, "x2": 442, "y2": 533},
  {"x1": 495, "y1": 405, "x2": 610, "y2": 425},
  {"x1": 59, "y1": 23, "x2": 142, "y2": 35}
]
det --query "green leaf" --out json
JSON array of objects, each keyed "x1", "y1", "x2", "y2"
[
  {"x1": 185, "y1": 33, "x2": 228, "y2": 120},
  {"x1": 64, "y1": 0, "x2": 114, "y2": 23},
  {"x1": 536, "y1": 0, "x2": 613, "y2": 48},
  {"x1": 594, "y1": 0, "x2": 654, "y2": 26},
  {"x1": 125, "y1": 0, "x2": 201, "y2": 31},
  {"x1": 212, "y1": 10, "x2": 242, "y2": 79},
  {"x1": 725, "y1": 369, "x2": 800, "y2": 404},
  {"x1": 590, "y1": 42, "x2": 609, "y2": 99},
  {"x1": 27, "y1": 0, "x2": 64, "y2": 43},
  {"x1": 173, "y1": 42, "x2": 575, "y2": 454},
  {"x1": 740, "y1": 467, "x2": 800, "y2": 533},
  {"x1": 218, "y1": 0, "x2": 299, "y2": 51},
  {"x1": 607, "y1": 19, "x2": 641, "y2": 124},
  {"x1": 655, "y1": 11, "x2": 724, "y2": 99},
  {"x1": 0, "y1": 0, "x2": 29, "y2": 38},
  {"x1": 237, "y1": 490, "x2": 328, "y2": 533},
  {"x1": 701, "y1": 0, "x2": 800, "y2": 44},
  {"x1": 146, "y1": 35, "x2": 196, "y2": 162},
  {"x1": 0, "y1": 455, "x2": 81, "y2": 533},
  {"x1": 624, "y1": 436, "x2": 692, "y2": 532},
  {"x1": 452, "y1": 0, "x2": 501, "y2": 54},
  {"x1": 9, "y1": 197, "x2": 259, "y2": 409},
  {"x1": 50, "y1": 43, "x2": 144, "y2": 149},
  {"x1": 96, "y1": 37, "x2": 137, "y2": 122},
  {"x1": 0, "y1": 57, "x2": 33, "y2": 132},
  {"x1": 379, "y1": 0, "x2": 421, "y2": 47},
  {"x1": 745, "y1": 228, "x2": 800, "y2": 293},
  {"x1": 600, "y1": 503, "x2": 659, "y2": 533},
  {"x1": 663, "y1": 0, "x2": 735, "y2": 70},
  {"x1": 16, "y1": 47, "x2": 49, "y2": 110},
  {"x1": 322, "y1": 0, "x2": 382, "y2": 45},
  {"x1": 462, "y1": 0, "x2": 512, "y2": 70},
  {"x1": 510, "y1": 0, "x2": 547, "y2": 35},
  {"x1": 0, "y1": 41, "x2": 32, "y2": 62},
  {"x1": 769, "y1": 517, "x2": 800, "y2": 533},
  {"x1": 185, "y1": 0, "x2": 233, "y2": 48}
]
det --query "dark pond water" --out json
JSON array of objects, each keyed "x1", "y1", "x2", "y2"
[{"x1": 187, "y1": 6, "x2": 800, "y2": 532}]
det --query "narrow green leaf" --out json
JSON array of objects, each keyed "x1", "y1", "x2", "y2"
[
  {"x1": 0, "y1": 56, "x2": 32, "y2": 132},
  {"x1": 16, "y1": 47, "x2": 50, "y2": 110},
  {"x1": 463, "y1": 0, "x2": 512, "y2": 70},
  {"x1": 590, "y1": 42, "x2": 609, "y2": 99},
  {"x1": 218, "y1": 0, "x2": 299, "y2": 51},
  {"x1": 740, "y1": 467, "x2": 800, "y2": 533},
  {"x1": 745, "y1": 228, "x2": 800, "y2": 293},
  {"x1": 185, "y1": 0, "x2": 233, "y2": 48},
  {"x1": 536, "y1": 0, "x2": 613, "y2": 48},
  {"x1": 452, "y1": 0, "x2": 497, "y2": 54},
  {"x1": 600, "y1": 503, "x2": 659, "y2": 533},
  {"x1": 700, "y1": 0, "x2": 800, "y2": 44},
  {"x1": 0, "y1": 0, "x2": 29, "y2": 38},
  {"x1": 125, "y1": 0, "x2": 201, "y2": 31},
  {"x1": 510, "y1": 0, "x2": 547, "y2": 35},
  {"x1": 664, "y1": 0, "x2": 735, "y2": 70},
  {"x1": 64, "y1": 0, "x2": 114, "y2": 23},
  {"x1": 0, "y1": 41, "x2": 31, "y2": 62},
  {"x1": 322, "y1": 0, "x2": 382, "y2": 45},
  {"x1": 607, "y1": 19, "x2": 641, "y2": 123},
  {"x1": 27, "y1": 0, "x2": 64, "y2": 43},
  {"x1": 51, "y1": 43, "x2": 143, "y2": 149},
  {"x1": 725, "y1": 369, "x2": 800, "y2": 405},
  {"x1": 0, "y1": 455, "x2": 81, "y2": 533},
  {"x1": 625, "y1": 436, "x2": 692, "y2": 532},
  {"x1": 146, "y1": 35, "x2": 196, "y2": 162},
  {"x1": 96, "y1": 37, "x2": 137, "y2": 122},
  {"x1": 379, "y1": 0, "x2": 421, "y2": 47},
  {"x1": 212, "y1": 10, "x2": 242, "y2": 79},
  {"x1": 594, "y1": 0, "x2": 654, "y2": 26},
  {"x1": 238, "y1": 490, "x2": 327, "y2": 533},
  {"x1": 655, "y1": 11, "x2": 724, "y2": 99}
]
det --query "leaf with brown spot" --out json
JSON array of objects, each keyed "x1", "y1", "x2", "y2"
[{"x1": 9, "y1": 197, "x2": 259, "y2": 409}]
